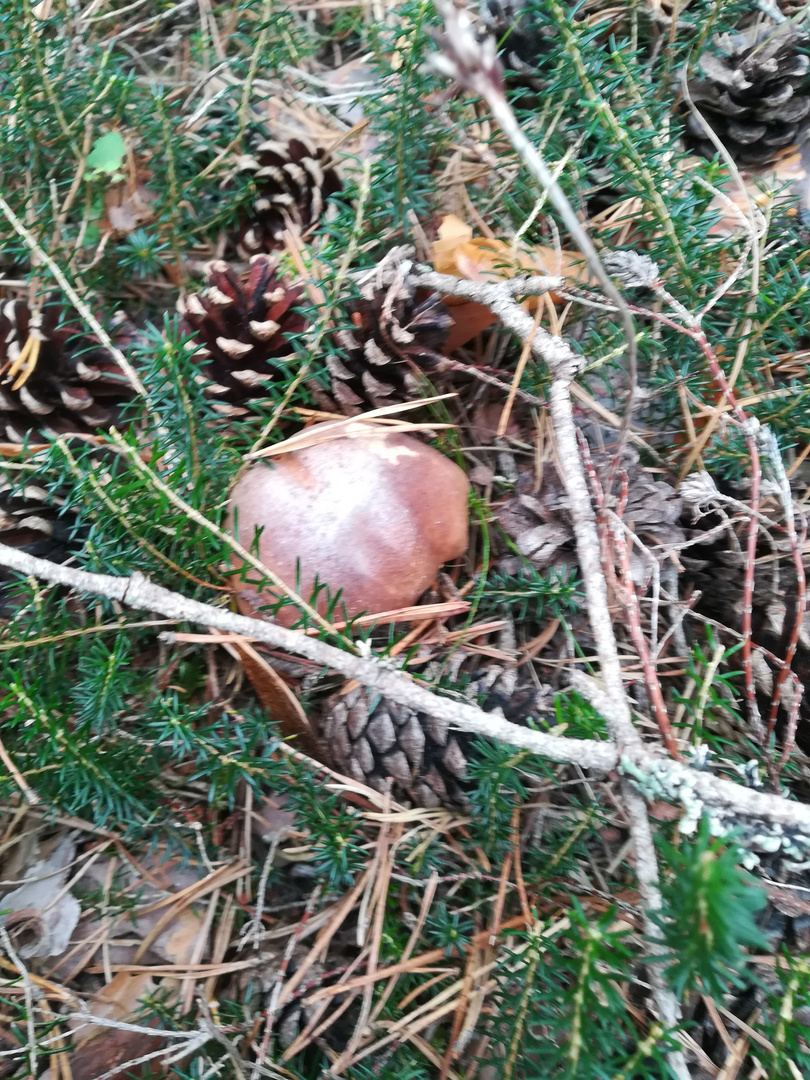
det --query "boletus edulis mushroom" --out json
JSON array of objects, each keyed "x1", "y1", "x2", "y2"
[{"x1": 226, "y1": 423, "x2": 470, "y2": 625}]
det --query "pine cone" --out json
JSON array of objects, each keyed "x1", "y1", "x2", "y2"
[
  {"x1": 497, "y1": 448, "x2": 684, "y2": 580},
  {"x1": 0, "y1": 476, "x2": 71, "y2": 607},
  {"x1": 315, "y1": 679, "x2": 545, "y2": 808},
  {"x1": 329, "y1": 264, "x2": 453, "y2": 415},
  {"x1": 0, "y1": 444, "x2": 117, "y2": 613},
  {"x1": 686, "y1": 23, "x2": 810, "y2": 165},
  {"x1": 0, "y1": 300, "x2": 135, "y2": 445},
  {"x1": 178, "y1": 255, "x2": 307, "y2": 416},
  {"x1": 234, "y1": 138, "x2": 342, "y2": 257}
]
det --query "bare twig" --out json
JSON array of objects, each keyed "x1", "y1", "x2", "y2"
[
  {"x1": 105, "y1": 0, "x2": 196, "y2": 42},
  {"x1": 759, "y1": 425, "x2": 808, "y2": 762},
  {"x1": 0, "y1": 539, "x2": 612, "y2": 770},
  {"x1": 609, "y1": 510, "x2": 681, "y2": 761},
  {"x1": 3, "y1": 530, "x2": 810, "y2": 832},
  {"x1": 410, "y1": 267, "x2": 640, "y2": 752},
  {"x1": 428, "y1": 2, "x2": 639, "y2": 466},
  {"x1": 620, "y1": 782, "x2": 689, "y2": 1080}
]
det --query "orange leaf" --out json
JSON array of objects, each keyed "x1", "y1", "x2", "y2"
[{"x1": 432, "y1": 215, "x2": 591, "y2": 349}]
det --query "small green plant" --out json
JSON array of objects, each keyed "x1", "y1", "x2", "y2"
[
  {"x1": 492, "y1": 903, "x2": 675, "y2": 1078},
  {"x1": 553, "y1": 690, "x2": 609, "y2": 741},
  {"x1": 278, "y1": 757, "x2": 368, "y2": 889},
  {"x1": 464, "y1": 739, "x2": 532, "y2": 859},
  {"x1": 425, "y1": 900, "x2": 474, "y2": 957},
  {"x1": 84, "y1": 130, "x2": 127, "y2": 182},
  {"x1": 654, "y1": 817, "x2": 768, "y2": 999},
  {"x1": 673, "y1": 625, "x2": 742, "y2": 721},
  {"x1": 118, "y1": 228, "x2": 170, "y2": 278},
  {"x1": 479, "y1": 565, "x2": 582, "y2": 623}
]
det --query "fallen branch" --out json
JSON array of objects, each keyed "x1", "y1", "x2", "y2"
[
  {"x1": 409, "y1": 267, "x2": 641, "y2": 754},
  {"x1": 2, "y1": 543, "x2": 810, "y2": 832}
]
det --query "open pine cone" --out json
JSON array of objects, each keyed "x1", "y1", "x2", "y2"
[
  {"x1": 329, "y1": 260, "x2": 453, "y2": 414},
  {"x1": 234, "y1": 137, "x2": 342, "y2": 257},
  {"x1": 497, "y1": 448, "x2": 684, "y2": 581},
  {"x1": 178, "y1": 255, "x2": 307, "y2": 416},
  {"x1": 0, "y1": 300, "x2": 135, "y2": 445},
  {"x1": 180, "y1": 253, "x2": 453, "y2": 417},
  {"x1": 0, "y1": 476, "x2": 72, "y2": 614},
  {"x1": 686, "y1": 23, "x2": 810, "y2": 165}
]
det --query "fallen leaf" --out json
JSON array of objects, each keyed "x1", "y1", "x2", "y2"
[
  {"x1": 77, "y1": 972, "x2": 157, "y2": 1040},
  {"x1": 114, "y1": 905, "x2": 205, "y2": 967},
  {"x1": 104, "y1": 181, "x2": 157, "y2": 234},
  {"x1": 208, "y1": 626, "x2": 321, "y2": 756},
  {"x1": 251, "y1": 793, "x2": 298, "y2": 844},
  {"x1": 431, "y1": 215, "x2": 591, "y2": 350},
  {"x1": 0, "y1": 834, "x2": 81, "y2": 958},
  {"x1": 42, "y1": 973, "x2": 166, "y2": 1080}
]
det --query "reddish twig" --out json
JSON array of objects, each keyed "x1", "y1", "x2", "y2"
[
  {"x1": 610, "y1": 514, "x2": 681, "y2": 760},
  {"x1": 626, "y1": 298, "x2": 766, "y2": 745},
  {"x1": 577, "y1": 437, "x2": 680, "y2": 759}
]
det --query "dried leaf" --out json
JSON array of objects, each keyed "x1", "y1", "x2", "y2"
[
  {"x1": 104, "y1": 181, "x2": 156, "y2": 234},
  {"x1": 0, "y1": 834, "x2": 81, "y2": 957},
  {"x1": 251, "y1": 793, "x2": 298, "y2": 844},
  {"x1": 77, "y1": 973, "x2": 157, "y2": 1042},
  {"x1": 216, "y1": 631, "x2": 322, "y2": 757},
  {"x1": 516, "y1": 521, "x2": 571, "y2": 565},
  {"x1": 43, "y1": 973, "x2": 166, "y2": 1080},
  {"x1": 431, "y1": 215, "x2": 591, "y2": 349}
]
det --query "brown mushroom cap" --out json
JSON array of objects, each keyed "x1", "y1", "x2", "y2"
[{"x1": 226, "y1": 425, "x2": 470, "y2": 626}]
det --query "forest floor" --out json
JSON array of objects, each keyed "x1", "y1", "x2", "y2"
[{"x1": 1, "y1": 1, "x2": 810, "y2": 1078}]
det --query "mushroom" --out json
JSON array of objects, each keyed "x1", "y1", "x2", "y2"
[{"x1": 226, "y1": 423, "x2": 470, "y2": 626}]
